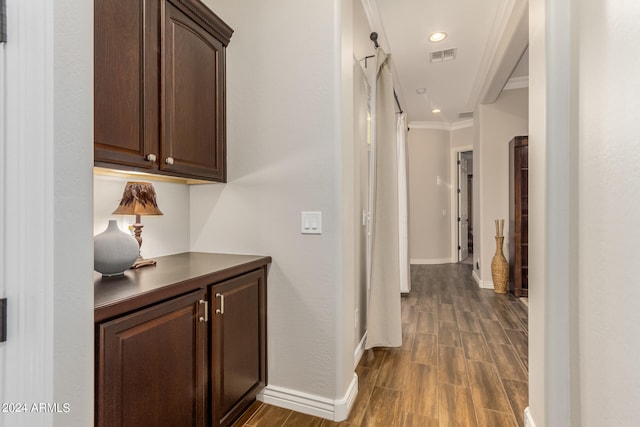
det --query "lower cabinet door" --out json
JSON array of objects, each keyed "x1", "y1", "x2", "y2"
[
  {"x1": 210, "y1": 269, "x2": 266, "y2": 427},
  {"x1": 96, "y1": 290, "x2": 208, "y2": 427}
]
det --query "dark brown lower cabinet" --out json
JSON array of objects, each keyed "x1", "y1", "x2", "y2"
[
  {"x1": 210, "y1": 270, "x2": 267, "y2": 427},
  {"x1": 96, "y1": 290, "x2": 208, "y2": 427},
  {"x1": 95, "y1": 253, "x2": 269, "y2": 427}
]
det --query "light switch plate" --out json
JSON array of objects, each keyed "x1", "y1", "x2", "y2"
[{"x1": 301, "y1": 211, "x2": 322, "y2": 234}]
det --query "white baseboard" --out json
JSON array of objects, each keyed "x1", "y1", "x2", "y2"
[
  {"x1": 478, "y1": 280, "x2": 494, "y2": 290},
  {"x1": 524, "y1": 407, "x2": 536, "y2": 427},
  {"x1": 472, "y1": 270, "x2": 481, "y2": 286},
  {"x1": 471, "y1": 270, "x2": 494, "y2": 289},
  {"x1": 410, "y1": 258, "x2": 453, "y2": 265},
  {"x1": 257, "y1": 373, "x2": 358, "y2": 422},
  {"x1": 354, "y1": 332, "x2": 367, "y2": 368}
]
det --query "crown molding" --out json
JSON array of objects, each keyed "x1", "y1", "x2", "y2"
[
  {"x1": 504, "y1": 76, "x2": 529, "y2": 90},
  {"x1": 409, "y1": 119, "x2": 474, "y2": 131},
  {"x1": 450, "y1": 119, "x2": 474, "y2": 130},
  {"x1": 409, "y1": 121, "x2": 450, "y2": 131},
  {"x1": 467, "y1": 0, "x2": 517, "y2": 108},
  {"x1": 468, "y1": 0, "x2": 528, "y2": 106}
]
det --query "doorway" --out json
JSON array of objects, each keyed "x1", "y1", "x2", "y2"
[
  {"x1": 450, "y1": 147, "x2": 474, "y2": 264},
  {"x1": 459, "y1": 151, "x2": 473, "y2": 263}
]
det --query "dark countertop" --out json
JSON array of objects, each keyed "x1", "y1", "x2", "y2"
[{"x1": 94, "y1": 252, "x2": 271, "y2": 322}]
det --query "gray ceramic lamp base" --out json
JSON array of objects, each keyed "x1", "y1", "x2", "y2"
[{"x1": 94, "y1": 220, "x2": 139, "y2": 277}]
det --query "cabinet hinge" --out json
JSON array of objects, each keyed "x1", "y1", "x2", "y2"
[
  {"x1": 458, "y1": 245, "x2": 461, "y2": 250},
  {"x1": 457, "y1": 160, "x2": 461, "y2": 165},
  {"x1": 457, "y1": 188, "x2": 461, "y2": 194},
  {"x1": 458, "y1": 217, "x2": 461, "y2": 222}
]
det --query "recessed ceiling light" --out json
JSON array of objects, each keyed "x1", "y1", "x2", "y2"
[
  {"x1": 429, "y1": 32, "x2": 447, "y2": 42},
  {"x1": 416, "y1": 88, "x2": 427, "y2": 95},
  {"x1": 432, "y1": 108, "x2": 441, "y2": 114}
]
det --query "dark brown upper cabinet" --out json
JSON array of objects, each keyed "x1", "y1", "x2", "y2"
[{"x1": 94, "y1": 0, "x2": 233, "y2": 182}]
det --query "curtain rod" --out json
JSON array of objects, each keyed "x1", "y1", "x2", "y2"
[
  {"x1": 370, "y1": 32, "x2": 380, "y2": 48},
  {"x1": 368, "y1": 32, "x2": 403, "y2": 114}
]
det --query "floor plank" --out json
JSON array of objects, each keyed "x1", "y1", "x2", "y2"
[
  {"x1": 412, "y1": 333, "x2": 438, "y2": 365},
  {"x1": 476, "y1": 408, "x2": 518, "y2": 427},
  {"x1": 401, "y1": 412, "x2": 439, "y2": 427},
  {"x1": 438, "y1": 346, "x2": 468, "y2": 386},
  {"x1": 479, "y1": 319, "x2": 511, "y2": 345},
  {"x1": 487, "y1": 342, "x2": 528, "y2": 382},
  {"x1": 359, "y1": 386, "x2": 403, "y2": 427},
  {"x1": 244, "y1": 404, "x2": 291, "y2": 426},
  {"x1": 401, "y1": 362, "x2": 438, "y2": 417},
  {"x1": 416, "y1": 310, "x2": 437, "y2": 334},
  {"x1": 502, "y1": 379, "x2": 529, "y2": 427},
  {"x1": 467, "y1": 360, "x2": 512, "y2": 413},
  {"x1": 495, "y1": 309, "x2": 524, "y2": 331},
  {"x1": 439, "y1": 384, "x2": 478, "y2": 427},
  {"x1": 504, "y1": 328, "x2": 528, "y2": 359},
  {"x1": 438, "y1": 304, "x2": 457, "y2": 322},
  {"x1": 283, "y1": 411, "x2": 325, "y2": 426},
  {"x1": 456, "y1": 310, "x2": 483, "y2": 333},
  {"x1": 438, "y1": 321, "x2": 462, "y2": 347},
  {"x1": 460, "y1": 331, "x2": 493, "y2": 363},
  {"x1": 376, "y1": 348, "x2": 413, "y2": 390}
]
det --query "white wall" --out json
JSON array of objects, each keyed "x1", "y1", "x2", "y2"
[
  {"x1": 474, "y1": 88, "x2": 528, "y2": 288},
  {"x1": 407, "y1": 127, "x2": 451, "y2": 263},
  {"x1": 530, "y1": 1, "x2": 640, "y2": 426},
  {"x1": 193, "y1": 0, "x2": 356, "y2": 419},
  {"x1": 451, "y1": 125, "x2": 473, "y2": 149},
  {"x1": 577, "y1": 3, "x2": 640, "y2": 423},
  {"x1": 93, "y1": 175, "x2": 191, "y2": 258},
  {"x1": 0, "y1": 0, "x2": 94, "y2": 425}
]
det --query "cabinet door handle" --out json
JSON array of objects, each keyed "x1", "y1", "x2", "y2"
[
  {"x1": 145, "y1": 153, "x2": 157, "y2": 162},
  {"x1": 215, "y1": 293, "x2": 224, "y2": 315},
  {"x1": 165, "y1": 157, "x2": 175, "y2": 165},
  {"x1": 199, "y1": 299, "x2": 208, "y2": 322}
]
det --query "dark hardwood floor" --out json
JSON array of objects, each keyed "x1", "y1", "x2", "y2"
[{"x1": 233, "y1": 263, "x2": 528, "y2": 427}]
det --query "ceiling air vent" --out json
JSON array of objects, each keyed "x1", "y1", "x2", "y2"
[
  {"x1": 458, "y1": 112, "x2": 474, "y2": 119},
  {"x1": 430, "y1": 48, "x2": 457, "y2": 63}
]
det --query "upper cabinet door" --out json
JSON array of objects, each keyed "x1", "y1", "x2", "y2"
[
  {"x1": 162, "y1": 1, "x2": 227, "y2": 181},
  {"x1": 94, "y1": 0, "x2": 160, "y2": 169}
]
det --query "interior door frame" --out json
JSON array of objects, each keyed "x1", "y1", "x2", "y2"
[{"x1": 450, "y1": 145, "x2": 473, "y2": 262}]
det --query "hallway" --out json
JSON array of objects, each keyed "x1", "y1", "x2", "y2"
[{"x1": 234, "y1": 264, "x2": 529, "y2": 426}]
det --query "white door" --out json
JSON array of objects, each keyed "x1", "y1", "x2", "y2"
[{"x1": 458, "y1": 153, "x2": 469, "y2": 261}]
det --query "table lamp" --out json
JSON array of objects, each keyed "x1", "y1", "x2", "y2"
[{"x1": 112, "y1": 181, "x2": 163, "y2": 268}]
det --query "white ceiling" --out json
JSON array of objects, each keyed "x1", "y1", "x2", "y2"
[{"x1": 366, "y1": 0, "x2": 528, "y2": 126}]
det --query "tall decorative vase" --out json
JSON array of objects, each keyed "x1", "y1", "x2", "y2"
[
  {"x1": 491, "y1": 236, "x2": 509, "y2": 294},
  {"x1": 94, "y1": 220, "x2": 140, "y2": 277}
]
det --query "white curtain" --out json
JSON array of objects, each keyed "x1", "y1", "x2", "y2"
[
  {"x1": 366, "y1": 49, "x2": 402, "y2": 349},
  {"x1": 397, "y1": 113, "x2": 410, "y2": 293}
]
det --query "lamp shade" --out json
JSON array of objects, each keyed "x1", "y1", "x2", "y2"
[{"x1": 112, "y1": 182, "x2": 163, "y2": 216}]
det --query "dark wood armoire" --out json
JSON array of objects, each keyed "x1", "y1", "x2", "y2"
[{"x1": 509, "y1": 136, "x2": 528, "y2": 297}]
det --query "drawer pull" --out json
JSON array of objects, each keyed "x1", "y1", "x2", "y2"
[
  {"x1": 199, "y1": 299, "x2": 208, "y2": 322},
  {"x1": 145, "y1": 153, "x2": 157, "y2": 162},
  {"x1": 215, "y1": 293, "x2": 224, "y2": 315},
  {"x1": 165, "y1": 157, "x2": 175, "y2": 165}
]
